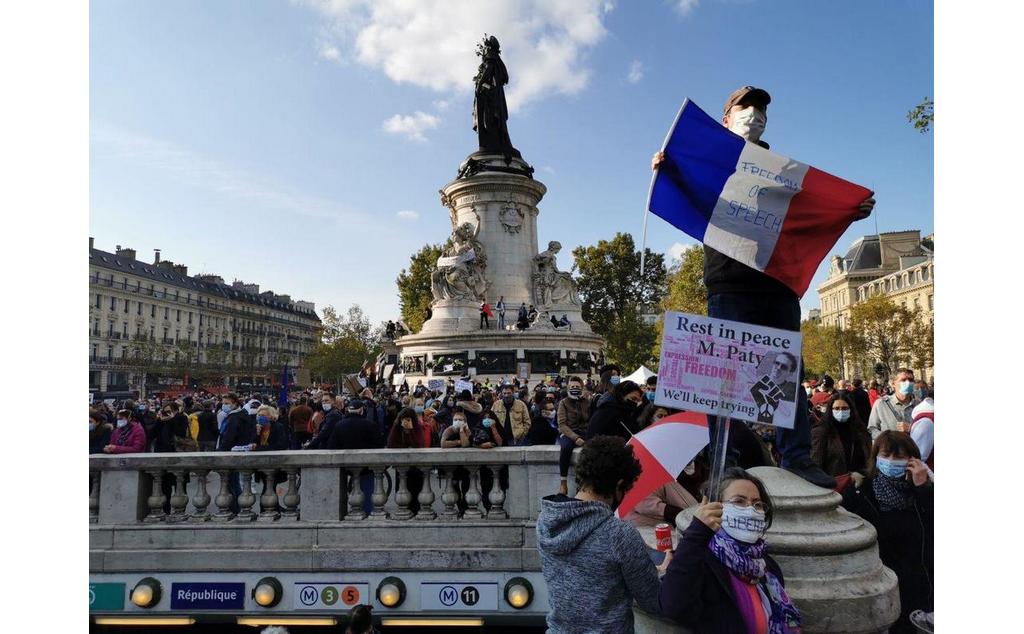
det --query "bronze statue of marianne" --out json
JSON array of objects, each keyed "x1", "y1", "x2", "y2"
[{"x1": 472, "y1": 35, "x2": 521, "y2": 163}]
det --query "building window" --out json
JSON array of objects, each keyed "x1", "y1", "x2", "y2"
[
  {"x1": 107, "y1": 346, "x2": 114, "y2": 361},
  {"x1": 150, "y1": 326, "x2": 155, "y2": 339},
  {"x1": 124, "y1": 299, "x2": 129, "y2": 314},
  {"x1": 188, "y1": 312, "x2": 193, "y2": 324},
  {"x1": 92, "y1": 344, "x2": 98, "y2": 360},
  {"x1": 137, "y1": 302, "x2": 142, "y2": 316},
  {"x1": 175, "y1": 329, "x2": 180, "y2": 342},
  {"x1": 163, "y1": 327, "x2": 169, "y2": 341},
  {"x1": 913, "y1": 298, "x2": 920, "y2": 310},
  {"x1": 122, "y1": 322, "x2": 128, "y2": 337},
  {"x1": 95, "y1": 294, "x2": 101, "y2": 308},
  {"x1": 151, "y1": 305, "x2": 156, "y2": 318},
  {"x1": 164, "y1": 307, "x2": 169, "y2": 319},
  {"x1": 110, "y1": 296, "x2": 116, "y2": 310},
  {"x1": 176, "y1": 309, "x2": 181, "y2": 322}
]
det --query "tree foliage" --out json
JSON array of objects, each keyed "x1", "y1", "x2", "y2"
[
  {"x1": 847, "y1": 295, "x2": 917, "y2": 377},
  {"x1": 306, "y1": 303, "x2": 381, "y2": 383},
  {"x1": 572, "y1": 232, "x2": 667, "y2": 370},
  {"x1": 907, "y1": 97, "x2": 933, "y2": 134},
  {"x1": 800, "y1": 320, "x2": 846, "y2": 379},
  {"x1": 396, "y1": 243, "x2": 444, "y2": 334},
  {"x1": 652, "y1": 244, "x2": 706, "y2": 365}
]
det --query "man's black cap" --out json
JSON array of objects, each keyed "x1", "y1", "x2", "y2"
[{"x1": 724, "y1": 86, "x2": 771, "y2": 116}]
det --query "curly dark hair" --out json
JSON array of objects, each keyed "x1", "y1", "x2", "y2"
[{"x1": 574, "y1": 435, "x2": 642, "y2": 498}]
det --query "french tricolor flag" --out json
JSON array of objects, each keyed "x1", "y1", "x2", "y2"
[{"x1": 648, "y1": 99, "x2": 871, "y2": 297}]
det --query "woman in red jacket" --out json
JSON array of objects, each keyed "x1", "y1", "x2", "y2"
[{"x1": 103, "y1": 409, "x2": 147, "y2": 454}]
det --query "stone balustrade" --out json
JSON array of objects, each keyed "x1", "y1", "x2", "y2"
[{"x1": 89, "y1": 447, "x2": 561, "y2": 526}]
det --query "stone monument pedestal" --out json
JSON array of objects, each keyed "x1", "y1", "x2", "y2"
[{"x1": 395, "y1": 150, "x2": 603, "y2": 382}]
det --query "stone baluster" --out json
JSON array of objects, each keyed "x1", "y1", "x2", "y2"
[
  {"x1": 439, "y1": 469, "x2": 459, "y2": 520},
  {"x1": 89, "y1": 471, "x2": 100, "y2": 524},
  {"x1": 211, "y1": 469, "x2": 235, "y2": 522},
  {"x1": 280, "y1": 468, "x2": 300, "y2": 521},
  {"x1": 416, "y1": 468, "x2": 437, "y2": 521},
  {"x1": 345, "y1": 470, "x2": 367, "y2": 521},
  {"x1": 370, "y1": 468, "x2": 390, "y2": 519},
  {"x1": 143, "y1": 470, "x2": 167, "y2": 523},
  {"x1": 393, "y1": 467, "x2": 414, "y2": 520},
  {"x1": 190, "y1": 470, "x2": 211, "y2": 522},
  {"x1": 462, "y1": 466, "x2": 484, "y2": 519},
  {"x1": 258, "y1": 470, "x2": 280, "y2": 522},
  {"x1": 486, "y1": 466, "x2": 508, "y2": 519},
  {"x1": 235, "y1": 469, "x2": 257, "y2": 521},
  {"x1": 167, "y1": 470, "x2": 190, "y2": 522}
]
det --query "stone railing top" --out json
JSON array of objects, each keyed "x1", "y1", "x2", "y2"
[{"x1": 89, "y1": 446, "x2": 563, "y2": 471}]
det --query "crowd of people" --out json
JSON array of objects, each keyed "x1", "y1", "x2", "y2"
[{"x1": 88, "y1": 363, "x2": 933, "y2": 632}]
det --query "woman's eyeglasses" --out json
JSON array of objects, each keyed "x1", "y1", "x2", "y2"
[{"x1": 724, "y1": 496, "x2": 767, "y2": 513}]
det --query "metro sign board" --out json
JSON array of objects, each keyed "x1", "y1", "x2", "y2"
[
  {"x1": 420, "y1": 582, "x2": 498, "y2": 611},
  {"x1": 292, "y1": 582, "x2": 369, "y2": 610}
]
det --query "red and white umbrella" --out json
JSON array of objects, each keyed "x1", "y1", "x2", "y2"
[{"x1": 616, "y1": 410, "x2": 709, "y2": 519}]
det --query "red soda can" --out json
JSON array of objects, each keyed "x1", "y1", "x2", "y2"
[{"x1": 655, "y1": 523, "x2": 673, "y2": 552}]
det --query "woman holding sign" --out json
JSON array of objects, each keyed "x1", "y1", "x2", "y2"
[{"x1": 659, "y1": 467, "x2": 801, "y2": 633}]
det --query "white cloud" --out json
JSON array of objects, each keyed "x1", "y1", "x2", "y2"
[
  {"x1": 541, "y1": 165, "x2": 556, "y2": 175},
  {"x1": 627, "y1": 60, "x2": 643, "y2": 84},
  {"x1": 296, "y1": 0, "x2": 614, "y2": 112},
  {"x1": 433, "y1": 99, "x2": 451, "y2": 111},
  {"x1": 668, "y1": 241, "x2": 697, "y2": 260},
  {"x1": 396, "y1": 209, "x2": 420, "y2": 220},
  {"x1": 382, "y1": 111, "x2": 440, "y2": 142},
  {"x1": 674, "y1": 0, "x2": 700, "y2": 15},
  {"x1": 319, "y1": 44, "x2": 342, "y2": 62},
  {"x1": 91, "y1": 121, "x2": 365, "y2": 223}
]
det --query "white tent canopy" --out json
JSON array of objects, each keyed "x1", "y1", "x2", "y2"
[{"x1": 623, "y1": 365, "x2": 657, "y2": 385}]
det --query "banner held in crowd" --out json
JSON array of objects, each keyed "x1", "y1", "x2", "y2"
[
  {"x1": 645, "y1": 99, "x2": 870, "y2": 297},
  {"x1": 656, "y1": 311, "x2": 802, "y2": 429}
]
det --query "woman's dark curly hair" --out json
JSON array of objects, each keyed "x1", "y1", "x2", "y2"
[{"x1": 574, "y1": 435, "x2": 642, "y2": 498}]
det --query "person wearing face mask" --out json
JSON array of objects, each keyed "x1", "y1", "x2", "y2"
[
  {"x1": 89, "y1": 410, "x2": 113, "y2": 454},
  {"x1": 305, "y1": 392, "x2": 343, "y2": 449},
  {"x1": 659, "y1": 467, "x2": 800, "y2": 633},
  {"x1": 537, "y1": 436, "x2": 667, "y2": 634},
  {"x1": 810, "y1": 394, "x2": 872, "y2": 490},
  {"x1": 492, "y1": 385, "x2": 530, "y2": 446},
  {"x1": 217, "y1": 393, "x2": 254, "y2": 452},
  {"x1": 652, "y1": 86, "x2": 875, "y2": 490},
  {"x1": 556, "y1": 376, "x2": 593, "y2": 496},
  {"x1": 250, "y1": 405, "x2": 289, "y2": 451},
  {"x1": 527, "y1": 400, "x2": 560, "y2": 446},
  {"x1": 842, "y1": 431, "x2": 933, "y2": 633},
  {"x1": 586, "y1": 380, "x2": 644, "y2": 442},
  {"x1": 103, "y1": 409, "x2": 147, "y2": 454},
  {"x1": 867, "y1": 368, "x2": 921, "y2": 439}
]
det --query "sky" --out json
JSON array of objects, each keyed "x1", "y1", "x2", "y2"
[{"x1": 90, "y1": 0, "x2": 933, "y2": 324}]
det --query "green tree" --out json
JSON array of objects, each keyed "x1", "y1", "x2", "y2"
[
  {"x1": 396, "y1": 243, "x2": 444, "y2": 333},
  {"x1": 907, "y1": 97, "x2": 933, "y2": 133},
  {"x1": 306, "y1": 303, "x2": 382, "y2": 384},
  {"x1": 801, "y1": 320, "x2": 845, "y2": 379},
  {"x1": 572, "y1": 232, "x2": 667, "y2": 370},
  {"x1": 847, "y1": 295, "x2": 917, "y2": 378},
  {"x1": 126, "y1": 334, "x2": 169, "y2": 398},
  {"x1": 909, "y1": 316, "x2": 934, "y2": 383}
]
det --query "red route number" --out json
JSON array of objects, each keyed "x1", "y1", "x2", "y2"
[{"x1": 342, "y1": 585, "x2": 360, "y2": 606}]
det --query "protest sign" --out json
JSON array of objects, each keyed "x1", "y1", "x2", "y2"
[
  {"x1": 427, "y1": 379, "x2": 446, "y2": 394},
  {"x1": 656, "y1": 311, "x2": 802, "y2": 429},
  {"x1": 454, "y1": 379, "x2": 473, "y2": 395},
  {"x1": 89, "y1": 393, "x2": 94, "y2": 405},
  {"x1": 392, "y1": 373, "x2": 406, "y2": 387},
  {"x1": 517, "y1": 363, "x2": 530, "y2": 381}
]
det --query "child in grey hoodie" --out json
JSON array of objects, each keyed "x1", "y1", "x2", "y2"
[{"x1": 536, "y1": 435, "x2": 668, "y2": 633}]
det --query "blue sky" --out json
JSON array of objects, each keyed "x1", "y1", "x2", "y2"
[{"x1": 90, "y1": 0, "x2": 933, "y2": 324}]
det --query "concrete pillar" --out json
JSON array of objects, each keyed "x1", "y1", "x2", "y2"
[
  {"x1": 299, "y1": 466, "x2": 344, "y2": 522},
  {"x1": 98, "y1": 470, "x2": 148, "y2": 524}
]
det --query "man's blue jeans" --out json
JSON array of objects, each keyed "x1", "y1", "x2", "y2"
[{"x1": 707, "y1": 292, "x2": 811, "y2": 468}]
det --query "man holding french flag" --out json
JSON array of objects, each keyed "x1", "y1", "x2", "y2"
[{"x1": 649, "y1": 86, "x2": 875, "y2": 488}]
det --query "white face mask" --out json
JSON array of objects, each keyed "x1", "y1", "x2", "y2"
[
  {"x1": 116, "y1": 419, "x2": 129, "y2": 428},
  {"x1": 833, "y1": 409, "x2": 851, "y2": 423},
  {"x1": 727, "y1": 106, "x2": 766, "y2": 142},
  {"x1": 453, "y1": 419, "x2": 467, "y2": 430},
  {"x1": 322, "y1": 403, "x2": 332, "y2": 411},
  {"x1": 721, "y1": 503, "x2": 767, "y2": 543}
]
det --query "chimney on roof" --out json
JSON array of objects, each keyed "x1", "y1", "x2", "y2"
[
  {"x1": 154, "y1": 249, "x2": 161, "y2": 264},
  {"x1": 116, "y1": 246, "x2": 136, "y2": 260},
  {"x1": 89, "y1": 237, "x2": 94, "y2": 250},
  {"x1": 172, "y1": 264, "x2": 188, "y2": 276}
]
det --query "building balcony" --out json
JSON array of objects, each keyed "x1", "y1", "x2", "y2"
[{"x1": 162, "y1": 338, "x2": 175, "y2": 345}]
